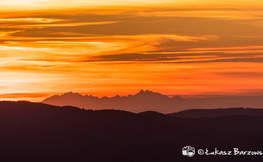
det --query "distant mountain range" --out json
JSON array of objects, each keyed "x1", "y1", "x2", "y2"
[
  {"x1": 1, "y1": 101, "x2": 263, "y2": 161},
  {"x1": 43, "y1": 90, "x2": 263, "y2": 113}
]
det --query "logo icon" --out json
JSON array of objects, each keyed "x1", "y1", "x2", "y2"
[{"x1": 182, "y1": 146, "x2": 195, "y2": 157}]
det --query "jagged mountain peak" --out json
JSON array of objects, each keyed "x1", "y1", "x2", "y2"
[
  {"x1": 135, "y1": 89, "x2": 166, "y2": 97},
  {"x1": 62, "y1": 92, "x2": 83, "y2": 96},
  {"x1": 171, "y1": 95, "x2": 184, "y2": 100}
]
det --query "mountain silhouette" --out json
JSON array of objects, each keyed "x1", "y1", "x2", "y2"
[
  {"x1": 1, "y1": 101, "x2": 263, "y2": 161},
  {"x1": 169, "y1": 108, "x2": 263, "y2": 118},
  {"x1": 42, "y1": 90, "x2": 183, "y2": 113},
  {"x1": 43, "y1": 90, "x2": 263, "y2": 113}
]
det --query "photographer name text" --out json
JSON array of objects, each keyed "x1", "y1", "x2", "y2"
[{"x1": 198, "y1": 147, "x2": 263, "y2": 156}]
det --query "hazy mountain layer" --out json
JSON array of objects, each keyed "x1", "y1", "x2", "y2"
[{"x1": 43, "y1": 90, "x2": 263, "y2": 113}]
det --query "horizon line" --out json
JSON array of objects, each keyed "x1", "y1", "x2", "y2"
[{"x1": 2, "y1": 89, "x2": 263, "y2": 102}]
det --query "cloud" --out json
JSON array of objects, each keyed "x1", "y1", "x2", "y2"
[
  {"x1": 189, "y1": 46, "x2": 263, "y2": 54},
  {"x1": 0, "y1": 30, "x2": 22, "y2": 36},
  {"x1": 21, "y1": 21, "x2": 120, "y2": 28},
  {"x1": 136, "y1": 9, "x2": 263, "y2": 20},
  {"x1": 0, "y1": 92, "x2": 50, "y2": 99},
  {"x1": 156, "y1": 56, "x2": 263, "y2": 64},
  {"x1": 216, "y1": 72, "x2": 263, "y2": 78},
  {"x1": 7, "y1": 14, "x2": 262, "y2": 39},
  {"x1": 1, "y1": 0, "x2": 263, "y2": 11},
  {"x1": 0, "y1": 18, "x2": 63, "y2": 23},
  {"x1": 86, "y1": 52, "x2": 263, "y2": 64}
]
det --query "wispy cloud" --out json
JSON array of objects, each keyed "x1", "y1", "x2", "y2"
[
  {"x1": 189, "y1": 46, "x2": 263, "y2": 53},
  {"x1": 136, "y1": 9, "x2": 263, "y2": 20},
  {"x1": 21, "y1": 21, "x2": 120, "y2": 27},
  {"x1": 0, "y1": 18, "x2": 63, "y2": 23}
]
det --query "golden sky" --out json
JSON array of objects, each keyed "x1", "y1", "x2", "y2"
[{"x1": 1, "y1": 0, "x2": 263, "y2": 101}]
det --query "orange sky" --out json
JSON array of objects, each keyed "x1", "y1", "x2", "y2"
[{"x1": 1, "y1": 0, "x2": 263, "y2": 101}]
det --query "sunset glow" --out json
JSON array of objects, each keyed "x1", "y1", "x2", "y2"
[{"x1": 1, "y1": 0, "x2": 263, "y2": 101}]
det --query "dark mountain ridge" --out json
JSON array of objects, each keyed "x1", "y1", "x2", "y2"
[
  {"x1": 169, "y1": 107, "x2": 263, "y2": 118},
  {"x1": 1, "y1": 101, "x2": 263, "y2": 161}
]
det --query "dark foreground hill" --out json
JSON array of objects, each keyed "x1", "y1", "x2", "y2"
[
  {"x1": 0, "y1": 101, "x2": 263, "y2": 162},
  {"x1": 169, "y1": 108, "x2": 263, "y2": 118}
]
